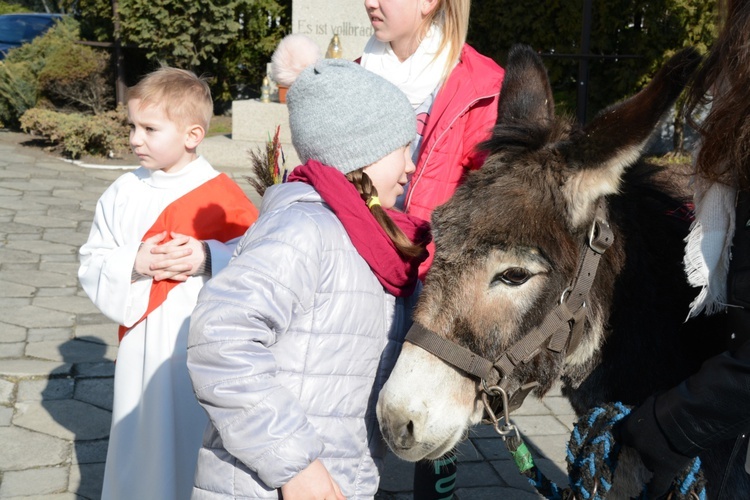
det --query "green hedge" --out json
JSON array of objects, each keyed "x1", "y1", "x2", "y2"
[
  {"x1": 20, "y1": 105, "x2": 129, "y2": 159},
  {"x1": 0, "y1": 17, "x2": 112, "y2": 127}
]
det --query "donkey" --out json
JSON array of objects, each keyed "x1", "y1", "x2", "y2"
[{"x1": 377, "y1": 45, "x2": 749, "y2": 498}]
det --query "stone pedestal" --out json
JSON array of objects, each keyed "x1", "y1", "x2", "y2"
[
  {"x1": 210, "y1": 0, "x2": 374, "y2": 172},
  {"x1": 197, "y1": 99, "x2": 300, "y2": 171},
  {"x1": 231, "y1": 100, "x2": 300, "y2": 169},
  {"x1": 231, "y1": 100, "x2": 291, "y2": 144}
]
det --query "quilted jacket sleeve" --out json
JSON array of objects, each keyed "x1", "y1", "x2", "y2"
[{"x1": 187, "y1": 207, "x2": 326, "y2": 489}]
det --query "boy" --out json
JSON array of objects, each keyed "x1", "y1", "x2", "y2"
[{"x1": 79, "y1": 67, "x2": 258, "y2": 500}]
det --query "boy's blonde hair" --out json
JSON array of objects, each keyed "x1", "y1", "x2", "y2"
[
  {"x1": 127, "y1": 67, "x2": 213, "y2": 131},
  {"x1": 422, "y1": 0, "x2": 470, "y2": 77}
]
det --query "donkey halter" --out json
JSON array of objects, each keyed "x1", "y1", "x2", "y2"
[{"x1": 405, "y1": 199, "x2": 614, "y2": 431}]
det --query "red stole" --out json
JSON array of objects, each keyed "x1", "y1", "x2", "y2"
[{"x1": 118, "y1": 173, "x2": 258, "y2": 341}]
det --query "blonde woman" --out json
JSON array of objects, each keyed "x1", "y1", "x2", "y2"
[{"x1": 361, "y1": 0, "x2": 504, "y2": 281}]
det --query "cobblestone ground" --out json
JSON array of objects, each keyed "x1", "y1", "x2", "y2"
[{"x1": 0, "y1": 131, "x2": 576, "y2": 499}]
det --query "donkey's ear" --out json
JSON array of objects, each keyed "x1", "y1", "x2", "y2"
[
  {"x1": 496, "y1": 44, "x2": 555, "y2": 126},
  {"x1": 560, "y1": 47, "x2": 701, "y2": 228}
]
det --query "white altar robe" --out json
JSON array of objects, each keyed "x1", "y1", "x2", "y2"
[{"x1": 79, "y1": 157, "x2": 243, "y2": 500}]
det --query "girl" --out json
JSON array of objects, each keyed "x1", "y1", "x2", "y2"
[
  {"x1": 620, "y1": 1, "x2": 750, "y2": 497},
  {"x1": 187, "y1": 35, "x2": 431, "y2": 500},
  {"x1": 361, "y1": 0, "x2": 505, "y2": 280},
  {"x1": 361, "y1": 1, "x2": 504, "y2": 495}
]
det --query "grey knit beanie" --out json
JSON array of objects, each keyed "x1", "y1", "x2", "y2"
[{"x1": 286, "y1": 58, "x2": 416, "y2": 174}]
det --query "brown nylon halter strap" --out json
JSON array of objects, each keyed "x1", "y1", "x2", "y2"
[
  {"x1": 405, "y1": 322, "x2": 499, "y2": 382},
  {"x1": 492, "y1": 200, "x2": 614, "y2": 377},
  {"x1": 564, "y1": 201, "x2": 614, "y2": 353},
  {"x1": 404, "y1": 199, "x2": 614, "y2": 393}
]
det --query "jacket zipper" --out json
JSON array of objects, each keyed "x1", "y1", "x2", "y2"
[{"x1": 405, "y1": 93, "x2": 497, "y2": 212}]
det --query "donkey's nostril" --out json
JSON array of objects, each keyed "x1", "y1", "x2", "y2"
[{"x1": 396, "y1": 419, "x2": 417, "y2": 448}]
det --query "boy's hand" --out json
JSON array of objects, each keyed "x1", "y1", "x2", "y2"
[
  {"x1": 134, "y1": 231, "x2": 206, "y2": 282},
  {"x1": 133, "y1": 231, "x2": 168, "y2": 280},
  {"x1": 280, "y1": 459, "x2": 345, "y2": 500}
]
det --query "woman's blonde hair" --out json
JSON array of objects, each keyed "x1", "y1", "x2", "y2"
[
  {"x1": 346, "y1": 169, "x2": 427, "y2": 258},
  {"x1": 421, "y1": 0, "x2": 470, "y2": 76},
  {"x1": 127, "y1": 67, "x2": 213, "y2": 131}
]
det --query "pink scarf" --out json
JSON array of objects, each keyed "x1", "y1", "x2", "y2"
[{"x1": 288, "y1": 161, "x2": 431, "y2": 297}]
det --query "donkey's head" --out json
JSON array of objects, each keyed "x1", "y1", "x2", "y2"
[{"x1": 377, "y1": 44, "x2": 700, "y2": 461}]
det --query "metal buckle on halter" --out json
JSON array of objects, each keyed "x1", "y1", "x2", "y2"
[
  {"x1": 588, "y1": 218, "x2": 612, "y2": 254},
  {"x1": 559, "y1": 286, "x2": 571, "y2": 304}
]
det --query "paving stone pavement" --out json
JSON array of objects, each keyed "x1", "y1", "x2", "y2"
[{"x1": 0, "y1": 131, "x2": 578, "y2": 499}]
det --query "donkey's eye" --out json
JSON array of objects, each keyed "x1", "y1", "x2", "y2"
[{"x1": 492, "y1": 267, "x2": 532, "y2": 287}]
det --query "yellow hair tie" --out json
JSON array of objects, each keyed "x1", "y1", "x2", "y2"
[{"x1": 367, "y1": 196, "x2": 381, "y2": 209}]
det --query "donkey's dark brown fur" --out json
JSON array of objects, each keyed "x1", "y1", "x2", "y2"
[
  {"x1": 422, "y1": 46, "x2": 713, "y2": 402},
  {"x1": 379, "y1": 45, "x2": 749, "y2": 497}
]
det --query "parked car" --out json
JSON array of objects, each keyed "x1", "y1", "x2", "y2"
[{"x1": 0, "y1": 13, "x2": 63, "y2": 60}]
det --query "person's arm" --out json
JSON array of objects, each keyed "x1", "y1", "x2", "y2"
[
  {"x1": 621, "y1": 339, "x2": 750, "y2": 497},
  {"x1": 78, "y1": 185, "x2": 151, "y2": 326},
  {"x1": 202, "y1": 235, "x2": 240, "y2": 274},
  {"x1": 187, "y1": 209, "x2": 328, "y2": 489}
]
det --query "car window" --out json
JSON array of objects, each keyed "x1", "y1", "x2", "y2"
[
  {"x1": 0, "y1": 17, "x2": 26, "y2": 43},
  {"x1": 0, "y1": 16, "x2": 57, "y2": 44}
]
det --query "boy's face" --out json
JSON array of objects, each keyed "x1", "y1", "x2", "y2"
[{"x1": 127, "y1": 99, "x2": 198, "y2": 174}]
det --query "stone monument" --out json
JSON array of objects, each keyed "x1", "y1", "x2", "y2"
[
  {"x1": 292, "y1": 0, "x2": 373, "y2": 61},
  {"x1": 201, "y1": 0, "x2": 374, "y2": 170}
]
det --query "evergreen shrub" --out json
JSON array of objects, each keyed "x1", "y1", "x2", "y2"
[
  {"x1": 20, "y1": 105, "x2": 129, "y2": 159},
  {"x1": 0, "y1": 16, "x2": 112, "y2": 126}
]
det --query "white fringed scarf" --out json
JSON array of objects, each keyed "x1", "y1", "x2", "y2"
[
  {"x1": 360, "y1": 25, "x2": 450, "y2": 110},
  {"x1": 684, "y1": 170, "x2": 750, "y2": 473},
  {"x1": 684, "y1": 177, "x2": 737, "y2": 318}
]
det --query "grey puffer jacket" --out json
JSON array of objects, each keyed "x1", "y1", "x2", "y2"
[{"x1": 187, "y1": 182, "x2": 417, "y2": 499}]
